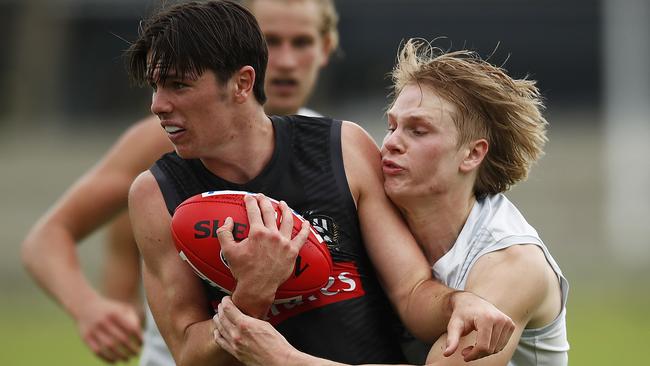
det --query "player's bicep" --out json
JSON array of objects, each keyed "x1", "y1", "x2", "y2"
[
  {"x1": 466, "y1": 245, "x2": 550, "y2": 326},
  {"x1": 128, "y1": 171, "x2": 170, "y2": 272},
  {"x1": 340, "y1": 121, "x2": 431, "y2": 306},
  {"x1": 425, "y1": 245, "x2": 549, "y2": 365},
  {"x1": 43, "y1": 163, "x2": 134, "y2": 242},
  {"x1": 48, "y1": 122, "x2": 161, "y2": 236},
  {"x1": 100, "y1": 115, "x2": 173, "y2": 177},
  {"x1": 70, "y1": 116, "x2": 171, "y2": 227},
  {"x1": 128, "y1": 172, "x2": 212, "y2": 356},
  {"x1": 35, "y1": 117, "x2": 170, "y2": 244}
]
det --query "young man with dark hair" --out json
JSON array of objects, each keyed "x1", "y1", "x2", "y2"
[{"x1": 22, "y1": 1, "x2": 339, "y2": 364}]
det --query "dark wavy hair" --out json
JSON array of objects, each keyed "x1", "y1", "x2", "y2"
[{"x1": 126, "y1": 0, "x2": 268, "y2": 104}]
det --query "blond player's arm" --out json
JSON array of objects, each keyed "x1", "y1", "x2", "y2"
[
  {"x1": 341, "y1": 121, "x2": 514, "y2": 360},
  {"x1": 20, "y1": 115, "x2": 171, "y2": 362},
  {"x1": 424, "y1": 244, "x2": 561, "y2": 365},
  {"x1": 214, "y1": 245, "x2": 555, "y2": 366}
]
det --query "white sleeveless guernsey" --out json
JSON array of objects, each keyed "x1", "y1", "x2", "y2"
[
  {"x1": 432, "y1": 194, "x2": 569, "y2": 366},
  {"x1": 138, "y1": 107, "x2": 323, "y2": 366}
]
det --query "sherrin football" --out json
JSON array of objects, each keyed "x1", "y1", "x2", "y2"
[{"x1": 170, "y1": 190, "x2": 332, "y2": 302}]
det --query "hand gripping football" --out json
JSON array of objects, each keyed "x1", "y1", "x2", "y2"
[{"x1": 170, "y1": 190, "x2": 332, "y2": 302}]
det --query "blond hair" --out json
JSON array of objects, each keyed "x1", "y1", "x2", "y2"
[
  {"x1": 391, "y1": 38, "x2": 548, "y2": 196},
  {"x1": 242, "y1": 0, "x2": 339, "y2": 50}
]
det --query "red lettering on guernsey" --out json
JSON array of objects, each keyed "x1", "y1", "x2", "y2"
[{"x1": 211, "y1": 261, "x2": 365, "y2": 325}]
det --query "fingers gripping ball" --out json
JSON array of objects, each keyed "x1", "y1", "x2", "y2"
[{"x1": 171, "y1": 190, "x2": 332, "y2": 302}]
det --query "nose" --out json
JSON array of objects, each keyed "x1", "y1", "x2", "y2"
[
  {"x1": 272, "y1": 43, "x2": 298, "y2": 70},
  {"x1": 150, "y1": 89, "x2": 172, "y2": 116},
  {"x1": 381, "y1": 129, "x2": 405, "y2": 155}
]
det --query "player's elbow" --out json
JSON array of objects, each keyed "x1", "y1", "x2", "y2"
[
  {"x1": 398, "y1": 279, "x2": 449, "y2": 342},
  {"x1": 21, "y1": 225, "x2": 44, "y2": 274},
  {"x1": 22, "y1": 223, "x2": 68, "y2": 280}
]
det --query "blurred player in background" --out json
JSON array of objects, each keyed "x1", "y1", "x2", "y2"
[
  {"x1": 21, "y1": 0, "x2": 338, "y2": 364},
  {"x1": 213, "y1": 39, "x2": 570, "y2": 366}
]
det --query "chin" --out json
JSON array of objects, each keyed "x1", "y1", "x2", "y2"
[
  {"x1": 384, "y1": 180, "x2": 417, "y2": 201},
  {"x1": 266, "y1": 98, "x2": 300, "y2": 115},
  {"x1": 383, "y1": 181, "x2": 401, "y2": 199},
  {"x1": 174, "y1": 146, "x2": 198, "y2": 159}
]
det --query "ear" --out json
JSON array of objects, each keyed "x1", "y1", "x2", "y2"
[
  {"x1": 459, "y1": 138, "x2": 488, "y2": 173},
  {"x1": 233, "y1": 65, "x2": 256, "y2": 103},
  {"x1": 318, "y1": 34, "x2": 333, "y2": 67}
]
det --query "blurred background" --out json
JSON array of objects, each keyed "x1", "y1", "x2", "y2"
[{"x1": 1, "y1": 0, "x2": 648, "y2": 364}]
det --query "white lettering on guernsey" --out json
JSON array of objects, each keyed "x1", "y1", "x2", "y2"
[
  {"x1": 321, "y1": 272, "x2": 356, "y2": 295},
  {"x1": 338, "y1": 272, "x2": 357, "y2": 292},
  {"x1": 264, "y1": 267, "x2": 363, "y2": 323}
]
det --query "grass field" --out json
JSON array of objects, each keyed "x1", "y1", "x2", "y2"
[
  {"x1": 0, "y1": 295, "x2": 139, "y2": 366},
  {"x1": 567, "y1": 288, "x2": 650, "y2": 365},
  {"x1": 2, "y1": 287, "x2": 648, "y2": 365}
]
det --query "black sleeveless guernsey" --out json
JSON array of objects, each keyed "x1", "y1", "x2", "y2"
[{"x1": 150, "y1": 115, "x2": 407, "y2": 363}]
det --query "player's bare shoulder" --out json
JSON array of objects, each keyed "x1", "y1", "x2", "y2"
[
  {"x1": 340, "y1": 120, "x2": 380, "y2": 158},
  {"x1": 340, "y1": 121, "x2": 383, "y2": 203},
  {"x1": 467, "y1": 244, "x2": 561, "y2": 327},
  {"x1": 128, "y1": 170, "x2": 163, "y2": 214}
]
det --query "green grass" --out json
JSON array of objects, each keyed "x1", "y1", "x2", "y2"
[
  {"x1": 2, "y1": 289, "x2": 648, "y2": 365},
  {"x1": 567, "y1": 289, "x2": 650, "y2": 365},
  {"x1": 0, "y1": 296, "x2": 139, "y2": 366}
]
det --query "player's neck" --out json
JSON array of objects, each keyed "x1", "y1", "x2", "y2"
[
  {"x1": 200, "y1": 107, "x2": 274, "y2": 184},
  {"x1": 399, "y1": 190, "x2": 476, "y2": 265},
  {"x1": 264, "y1": 104, "x2": 299, "y2": 116}
]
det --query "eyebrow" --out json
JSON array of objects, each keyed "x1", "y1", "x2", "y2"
[
  {"x1": 408, "y1": 114, "x2": 434, "y2": 124},
  {"x1": 388, "y1": 111, "x2": 434, "y2": 125}
]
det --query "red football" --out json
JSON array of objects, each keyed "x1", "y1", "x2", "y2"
[{"x1": 170, "y1": 190, "x2": 332, "y2": 302}]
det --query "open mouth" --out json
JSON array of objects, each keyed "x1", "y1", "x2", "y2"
[
  {"x1": 164, "y1": 125, "x2": 185, "y2": 134},
  {"x1": 382, "y1": 159, "x2": 405, "y2": 175},
  {"x1": 270, "y1": 77, "x2": 298, "y2": 87},
  {"x1": 269, "y1": 78, "x2": 298, "y2": 95},
  {"x1": 383, "y1": 161, "x2": 402, "y2": 169}
]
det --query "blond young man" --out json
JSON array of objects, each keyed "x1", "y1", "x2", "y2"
[
  {"x1": 213, "y1": 39, "x2": 570, "y2": 366},
  {"x1": 21, "y1": 0, "x2": 338, "y2": 364}
]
